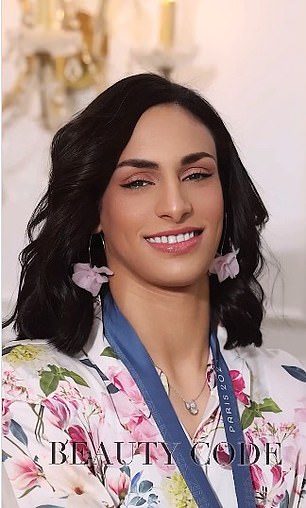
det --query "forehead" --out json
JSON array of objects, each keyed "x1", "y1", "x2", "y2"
[{"x1": 120, "y1": 104, "x2": 216, "y2": 159}]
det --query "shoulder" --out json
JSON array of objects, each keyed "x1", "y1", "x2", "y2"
[
  {"x1": 236, "y1": 342, "x2": 306, "y2": 410},
  {"x1": 2, "y1": 338, "x2": 100, "y2": 403},
  {"x1": 237, "y1": 341, "x2": 306, "y2": 381},
  {"x1": 218, "y1": 326, "x2": 306, "y2": 408}
]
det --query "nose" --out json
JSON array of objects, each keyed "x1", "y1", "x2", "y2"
[{"x1": 155, "y1": 177, "x2": 193, "y2": 222}]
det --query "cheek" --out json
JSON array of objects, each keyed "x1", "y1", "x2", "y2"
[
  {"x1": 196, "y1": 184, "x2": 224, "y2": 223},
  {"x1": 99, "y1": 191, "x2": 115, "y2": 234},
  {"x1": 99, "y1": 191, "x2": 146, "y2": 237},
  {"x1": 212, "y1": 180, "x2": 224, "y2": 214}
]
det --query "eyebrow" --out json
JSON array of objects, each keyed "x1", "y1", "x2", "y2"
[{"x1": 115, "y1": 151, "x2": 216, "y2": 170}]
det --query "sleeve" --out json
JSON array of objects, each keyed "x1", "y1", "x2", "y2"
[
  {"x1": 2, "y1": 468, "x2": 19, "y2": 508},
  {"x1": 2, "y1": 353, "x2": 116, "y2": 507},
  {"x1": 240, "y1": 345, "x2": 306, "y2": 507},
  {"x1": 275, "y1": 350, "x2": 306, "y2": 508},
  {"x1": 296, "y1": 473, "x2": 306, "y2": 508}
]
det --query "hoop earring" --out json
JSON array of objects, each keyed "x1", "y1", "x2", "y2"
[
  {"x1": 72, "y1": 233, "x2": 113, "y2": 297},
  {"x1": 88, "y1": 233, "x2": 106, "y2": 267},
  {"x1": 218, "y1": 212, "x2": 228, "y2": 256},
  {"x1": 208, "y1": 213, "x2": 240, "y2": 283},
  {"x1": 100, "y1": 233, "x2": 106, "y2": 253}
]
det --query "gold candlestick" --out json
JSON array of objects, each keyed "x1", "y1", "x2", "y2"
[
  {"x1": 159, "y1": 0, "x2": 176, "y2": 49},
  {"x1": 36, "y1": 0, "x2": 62, "y2": 30}
]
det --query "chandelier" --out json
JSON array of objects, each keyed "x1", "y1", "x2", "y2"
[
  {"x1": 3, "y1": 1, "x2": 199, "y2": 130},
  {"x1": 3, "y1": 0, "x2": 109, "y2": 130}
]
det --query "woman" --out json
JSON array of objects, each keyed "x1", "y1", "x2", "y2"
[{"x1": 2, "y1": 73, "x2": 305, "y2": 507}]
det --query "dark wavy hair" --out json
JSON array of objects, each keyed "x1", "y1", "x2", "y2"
[{"x1": 3, "y1": 73, "x2": 269, "y2": 354}]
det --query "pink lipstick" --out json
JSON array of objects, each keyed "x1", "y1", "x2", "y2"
[{"x1": 145, "y1": 230, "x2": 203, "y2": 255}]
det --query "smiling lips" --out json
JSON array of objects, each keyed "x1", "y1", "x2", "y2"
[{"x1": 144, "y1": 228, "x2": 204, "y2": 254}]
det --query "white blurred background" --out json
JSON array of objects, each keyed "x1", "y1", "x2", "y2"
[{"x1": 2, "y1": 0, "x2": 306, "y2": 362}]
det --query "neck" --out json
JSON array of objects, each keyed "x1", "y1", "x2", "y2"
[{"x1": 108, "y1": 272, "x2": 210, "y2": 378}]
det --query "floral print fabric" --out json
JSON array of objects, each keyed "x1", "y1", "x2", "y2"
[{"x1": 2, "y1": 301, "x2": 306, "y2": 507}]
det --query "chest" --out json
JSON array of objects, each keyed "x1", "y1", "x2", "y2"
[
  {"x1": 168, "y1": 383, "x2": 212, "y2": 440},
  {"x1": 82, "y1": 351, "x2": 301, "y2": 507}
]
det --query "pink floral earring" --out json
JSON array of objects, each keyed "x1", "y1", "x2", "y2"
[
  {"x1": 72, "y1": 233, "x2": 114, "y2": 297},
  {"x1": 208, "y1": 213, "x2": 240, "y2": 283},
  {"x1": 208, "y1": 248, "x2": 240, "y2": 283}
]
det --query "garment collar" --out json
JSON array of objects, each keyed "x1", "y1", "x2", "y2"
[{"x1": 82, "y1": 290, "x2": 251, "y2": 403}]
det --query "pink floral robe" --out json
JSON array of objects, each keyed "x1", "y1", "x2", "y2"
[{"x1": 2, "y1": 300, "x2": 306, "y2": 507}]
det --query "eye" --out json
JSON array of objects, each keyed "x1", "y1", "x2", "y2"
[
  {"x1": 121, "y1": 179, "x2": 154, "y2": 189},
  {"x1": 183, "y1": 171, "x2": 213, "y2": 181}
]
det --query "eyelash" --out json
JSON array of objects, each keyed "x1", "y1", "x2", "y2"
[{"x1": 121, "y1": 171, "x2": 213, "y2": 189}]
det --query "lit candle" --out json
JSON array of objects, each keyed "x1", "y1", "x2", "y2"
[
  {"x1": 55, "y1": 56, "x2": 65, "y2": 82},
  {"x1": 159, "y1": 0, "x2": 176, "y2": 49},
  {"x1": 36, "y1": 0, "x2": 61, "y2": 30}
]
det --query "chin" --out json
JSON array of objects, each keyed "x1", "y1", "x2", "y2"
[{"x1": 149, "y1": 270, "x2": 208, "y2": 288}]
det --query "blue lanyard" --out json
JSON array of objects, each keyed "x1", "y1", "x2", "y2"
[
  {"x1": 210, "y1": 330, "x2": 256, "y2": 507},
  {"x1": 102, "y1": 289, "x2": 256, "y2": 508}
]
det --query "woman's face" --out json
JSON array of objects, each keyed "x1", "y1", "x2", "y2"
[{"x1": 97, "y1": 104, "x2": 224, "y2": 288}]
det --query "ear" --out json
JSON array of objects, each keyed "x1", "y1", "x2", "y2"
[
  {"x1": 94, "y1": 224, "x2": 103, "y2": 234},
  {"x1": 94, "y1": 199, "x2": 104, "y2": 234}
]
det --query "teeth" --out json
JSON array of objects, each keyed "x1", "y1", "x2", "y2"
[
  {"x1": 186, "y1": 232, "x2": 195, "y2": 240},
  {"x1": 146, "y1": 230, "x2": 200, "y2": 244}
]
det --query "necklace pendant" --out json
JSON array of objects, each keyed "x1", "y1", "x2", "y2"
[{"x1": 185, "y1": 400, "x2": 199, "y2": 415}]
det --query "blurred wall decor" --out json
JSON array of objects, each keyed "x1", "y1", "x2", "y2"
[
  {"x1": 3, "y1": 0, "x2": 198, "y2": 129},
  {"x1": 3, "y1": 0, "x2": 109, "y2": 130},
  {"x1": 132, "y1": 0, "x2": 197, "y2": 79}
]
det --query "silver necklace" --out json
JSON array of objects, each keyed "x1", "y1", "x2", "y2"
[
  {"x1": 156, "y1": 364, "x2": 209, "y2": 416},
  {"x1": 170, "y1": 377, "x2": 208, "y2": 415}
]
